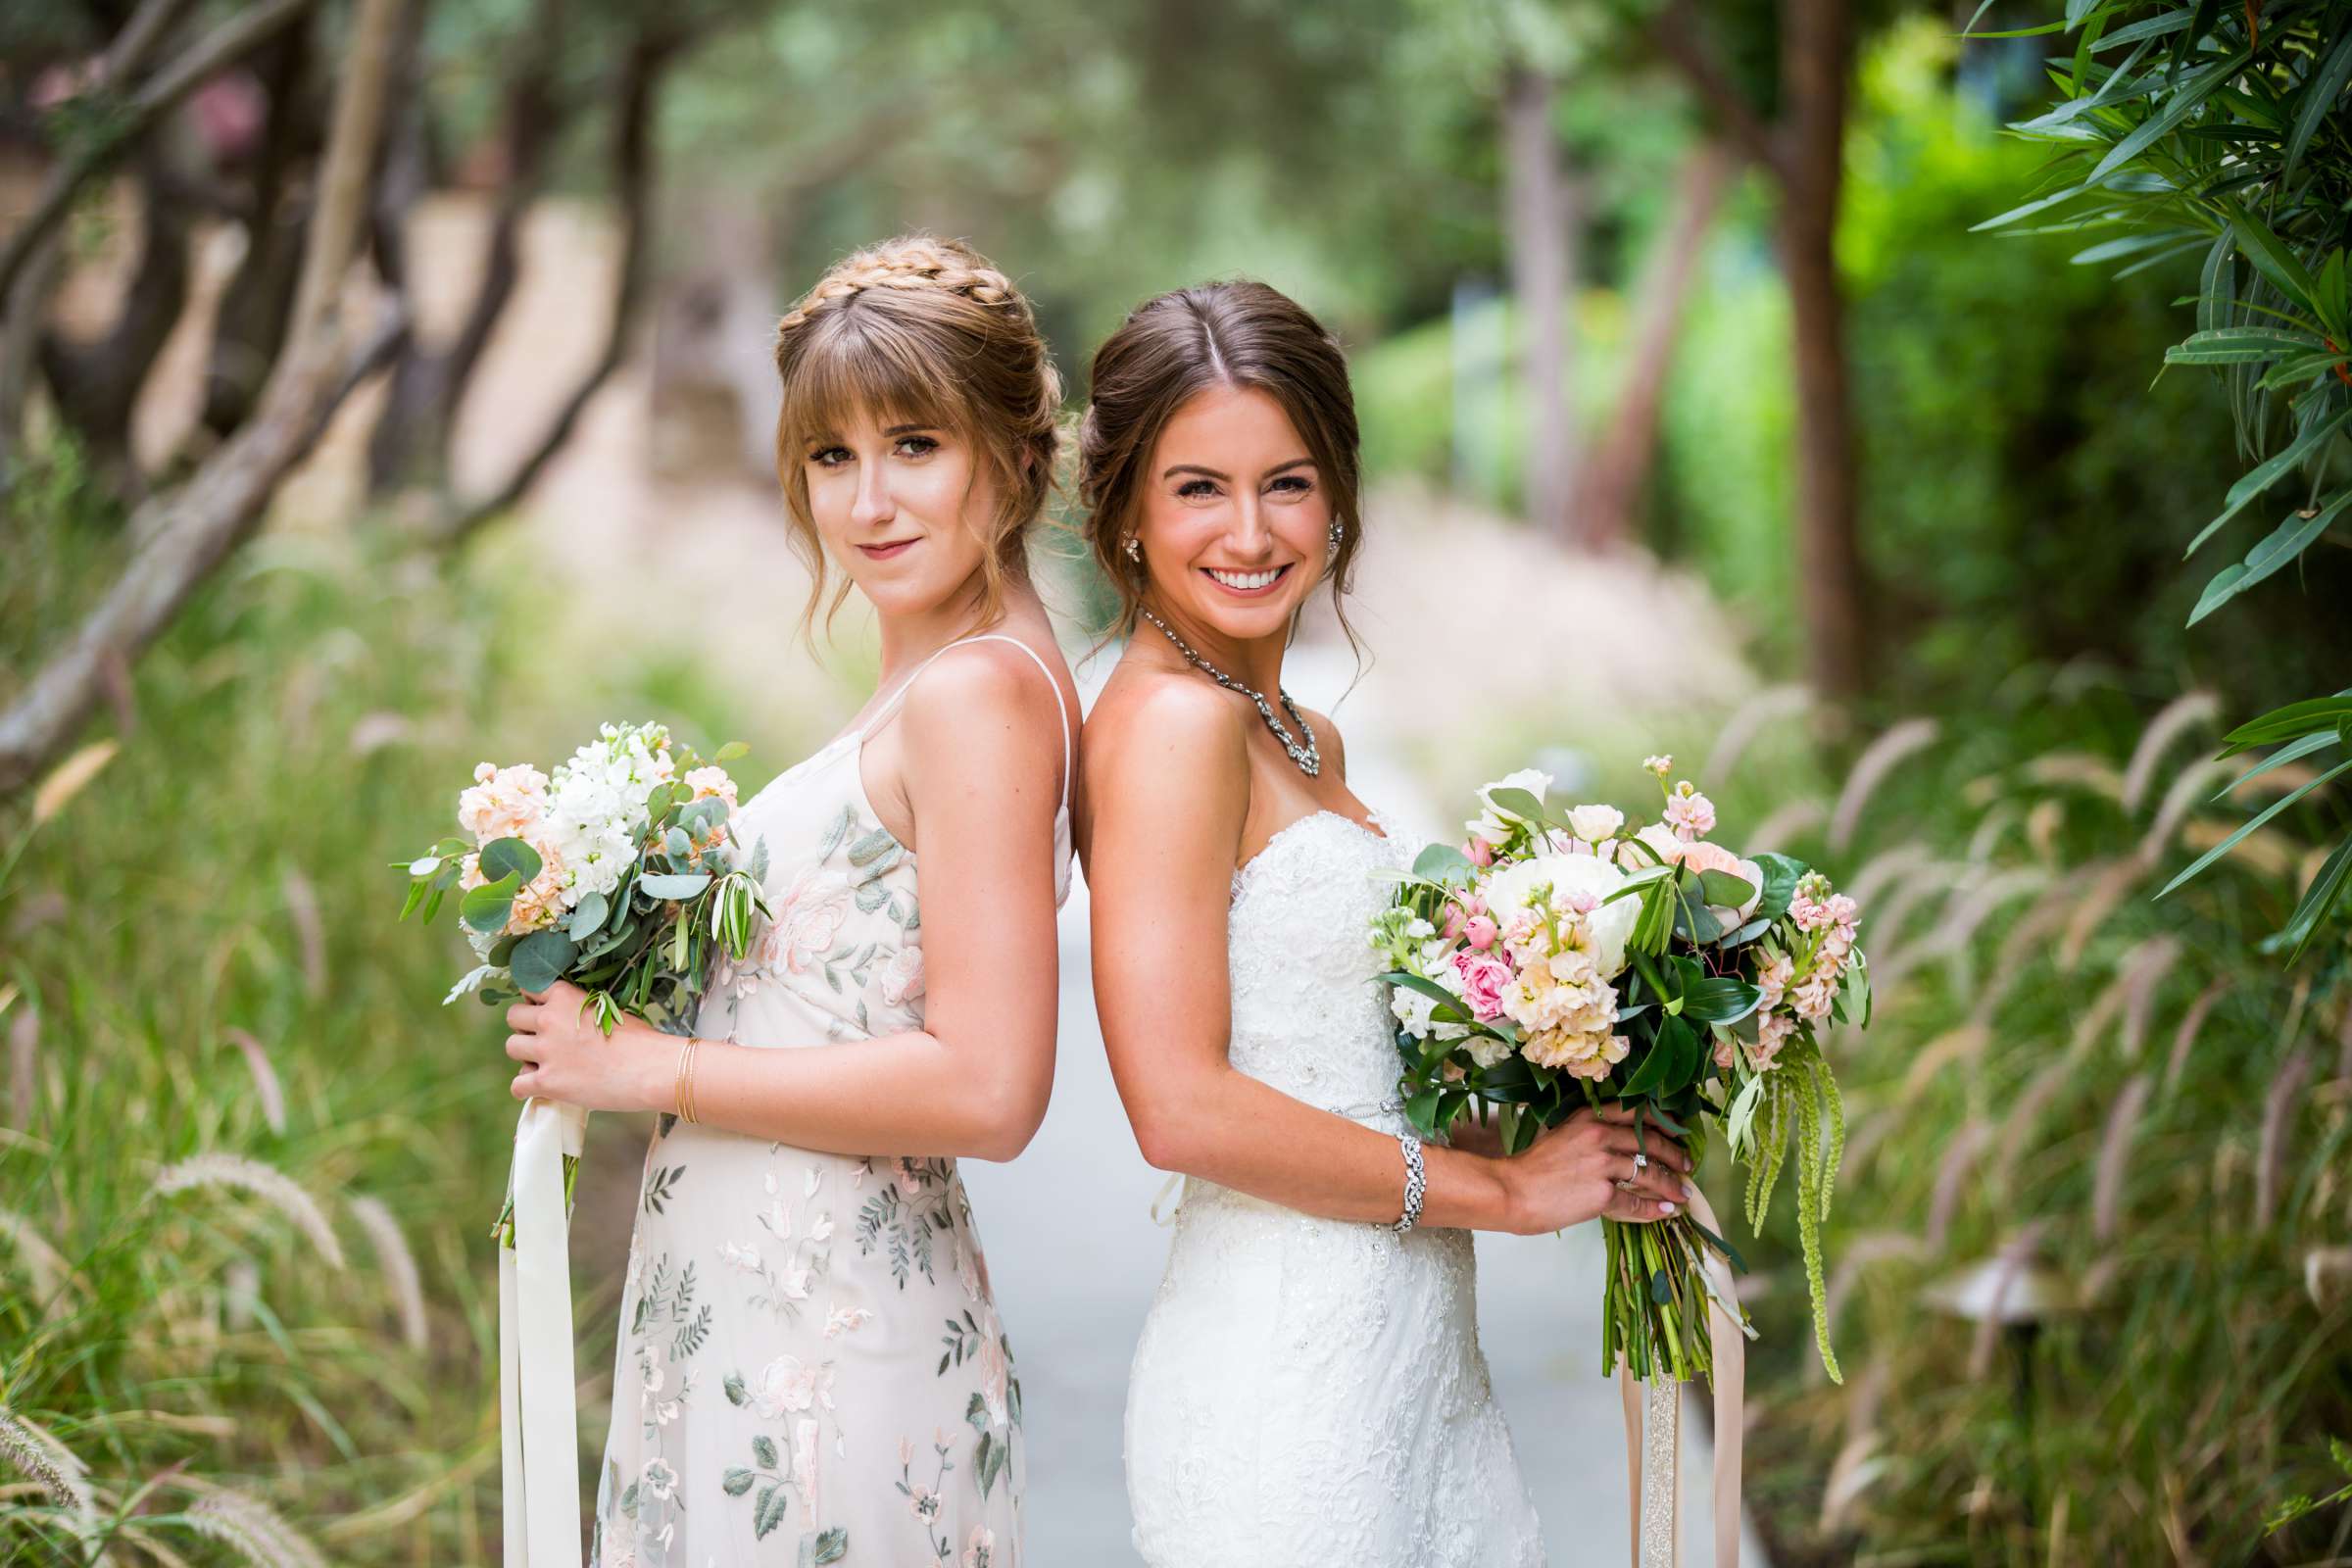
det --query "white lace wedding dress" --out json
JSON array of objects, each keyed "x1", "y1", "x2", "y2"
[{"x1": 1124, "y1": 809, "x2": 1545, "y2": 1566}]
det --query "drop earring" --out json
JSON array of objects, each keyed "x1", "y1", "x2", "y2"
[
  {"x1": 1326, "y1": 521, "x2": 1343, "y2": 562},
  {"x1": 1123, "y1": 535, "x2": 1142, "y2": 564}
]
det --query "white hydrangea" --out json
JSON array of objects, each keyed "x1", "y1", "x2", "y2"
[{"x1": 544, "y1": 722, "x2": 675, "y2": 906}]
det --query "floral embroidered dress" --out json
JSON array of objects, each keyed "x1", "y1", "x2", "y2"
[{"x1": 593, "y1": 634, "x2": 1073, "y2": 1568}]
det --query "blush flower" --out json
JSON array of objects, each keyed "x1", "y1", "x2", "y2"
[{"x1": 1450, "y1": 950, "x2": 1512, "y2": 1021}]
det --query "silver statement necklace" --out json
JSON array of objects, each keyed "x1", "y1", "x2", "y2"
[{"x1": 1137, "y1": 606, "x2": 1321, "y2": 777}]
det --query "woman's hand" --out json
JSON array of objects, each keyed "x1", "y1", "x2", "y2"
[
  {"x1": 1493, "y1": 1104, "x2": 1691, "y2": 1235},
  {"x1": 503, "y1": 980, "x2": 670, "y2": 1113}
]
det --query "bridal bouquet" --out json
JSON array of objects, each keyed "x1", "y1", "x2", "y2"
[
  {"x1": 1369, "y1": 757, "x2": 1867, "y2": 1386},
  {"x1": 396, "y1": 720, "x2": 768, "y2": 1242}
]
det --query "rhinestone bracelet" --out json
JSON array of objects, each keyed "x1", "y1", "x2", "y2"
[{"x1": 1393, "y1": 1132, "x2": 1426, "y2": 1236}]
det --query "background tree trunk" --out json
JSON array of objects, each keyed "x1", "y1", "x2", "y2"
[
  {"x1": 1502, "y1": 66, "x2": 1578, "y2": 541},
  {"x1": 367, "y1": 0, "x2": 571, "y2": 498},
  {"x1": 1581, "y1": 138, "x2": 1732, "y2": 551},
  {"x1": 199, "y1": 18, "x2": 324, "y2": 442},
  {"x1": 1780, "y1": 0, "x2": 1867, "y2": 698},
  {"x1": 434, "y1": 24, "x2": 672, "y2": 541}
]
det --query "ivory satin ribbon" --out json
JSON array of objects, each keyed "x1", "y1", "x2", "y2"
[
  {"x1": 499, "y1": 1098, "x2": 587, "y2": 1568},
  {"x1": 1616, "y1": 1183, "x2": 1745, "y2": 1568}
]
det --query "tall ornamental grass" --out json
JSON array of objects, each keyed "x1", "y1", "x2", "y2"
[
  {"x1": 3, "y1": 478, "x2": 532, "y2": 1563},
  {"x1": 1708, "y1": 683, "x2": 2352, "y2": 1564}
]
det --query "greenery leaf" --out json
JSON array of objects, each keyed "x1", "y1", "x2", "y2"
[
  {"x1": 2220, "y1": 691, "x2": 2352, "y2": 753},
  {"x1": 2183, "y1": 403, "x2": 2352, "y2": 558},
  {"x1": 478, "y1": 836, "x2": 543, "y2": 884},
  {"x1": 459, "y1": 872, "x2": 520, "y2": 934},
  {"x1": 1412, "y1": 841, "x2": 1475, "y2": 883},
  {"x1": 638, "y1": 872, "x2": 713, "y2": 899},
  {"x1": 508, "y1": 929, "x2": 578, "y2": 994},
  {"x1": 2188, "y1": 489, "x2": 2352, "y2": 624},
  {"x1": 2153, "y1": 757, "x2": 2351, "y2": 898}
]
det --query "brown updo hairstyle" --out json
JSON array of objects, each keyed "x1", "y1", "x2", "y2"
[
  {"x1": 771, "y1": 234, "x2": 1061, "y2": 636},
  {"x1": 1077, "y1": 279, "x2": 1363, "y2": 643}
]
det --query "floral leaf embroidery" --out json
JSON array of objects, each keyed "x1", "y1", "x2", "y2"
[
  {"x1": 755, "y1": 1481, "x2": 790, "y2": 1539},
  {"x1": 642, "y1": 1164, "x2": 686, "y2": 1214},
  {"x1": 814, "y1": 804, "x2": 853, "y2": 865},
  {"x1": 845, "y1": 826, "x2": 898, "y2": 868}
]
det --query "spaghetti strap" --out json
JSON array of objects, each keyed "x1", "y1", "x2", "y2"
[{"x1": 857, "y1": 633, "x2": 1073, "y2": 814}]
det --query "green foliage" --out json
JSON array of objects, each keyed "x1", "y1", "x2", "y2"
[{"x1": 1982, "y1": 0, "x2": 2352, "y2": 952}]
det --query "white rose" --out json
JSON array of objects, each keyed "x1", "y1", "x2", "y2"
[
  {"x1": 1480, "y1": 851, "x2": 1639, "y2": 979},
  {"x1": 1466, "y1": 766, "x2": 1554, "y2": 844},
  {"x1": 1564, "y1": 804, "x2": 1625, "y2": 844},
  {"x1": 1464, "y1": 1032, "x2": 1515, "y2": 1069}
]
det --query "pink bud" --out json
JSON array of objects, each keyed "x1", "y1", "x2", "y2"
[
  {"x1": 1442, "y1": 906, "x2": 1467, "y2": 940},
  {"x1": 1466, "y1": 915, "x2": 1498, "y2": 950},
  {"x1": 1464, "y1": 837, "x2": 1493, "y2": 867}
]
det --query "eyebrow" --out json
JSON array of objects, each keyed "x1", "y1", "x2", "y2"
[
  {"x1": 883, "y1": 422, "x2": 940, "y2": 437},
  {"x1": 1161, "y1": 457, "x2": 1315, "y2": 481}
]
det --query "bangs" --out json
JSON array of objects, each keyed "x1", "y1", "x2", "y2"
[{"x1": 775, "y1": 308, "x2": 968, "y2": 456}]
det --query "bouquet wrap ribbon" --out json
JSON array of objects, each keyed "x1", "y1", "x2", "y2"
[
  {"x1": 499, "y1": 1097, "x2": 587, "y2": 1568},
  {"x1": 1615, "y1": 1183, "x2": 1744, "y2": 1568}
]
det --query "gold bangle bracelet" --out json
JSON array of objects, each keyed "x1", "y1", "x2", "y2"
[
  {"x1": 675, "y1": 1038, "x2": 697, "y2": 1124},
  {"x1": 683, "y1": 1038, "x2": 703, "y2": 1125}
]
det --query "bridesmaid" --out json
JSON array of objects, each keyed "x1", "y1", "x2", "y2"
[{"x1": 500, "y1": 235, "x2": 1076, "y2": 1568}]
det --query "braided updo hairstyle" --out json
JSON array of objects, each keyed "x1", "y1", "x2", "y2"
[
  {"x1": 1076, "y1": 280, "x2": 1362, "y2": 644},
  {"x1": 772, "y1": 235, "x2": 1061, "y2": 636}
]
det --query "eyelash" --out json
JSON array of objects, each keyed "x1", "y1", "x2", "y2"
[
  {"x1": 1175, "y1": 475, "x2": 1314, "y2": 500},
  {"x1": 808, "y1": 435, "x2": 941, "y2": 466}
]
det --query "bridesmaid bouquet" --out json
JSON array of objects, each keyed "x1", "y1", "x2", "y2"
[
  {"x1": 1369, "y1": 757, "x2": 1867, "y2": 1386},
  {"x1": 395, "y1": 720, "x2": 768, "y2": 1242}
]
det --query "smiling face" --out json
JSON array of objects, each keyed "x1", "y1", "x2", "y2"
[
  {"x1": 1131, "y1": 384, "x2": 1331, "y2": 643},
  {"x1": 800, "y1": 407, "x2": 1000, "y2": 620}
]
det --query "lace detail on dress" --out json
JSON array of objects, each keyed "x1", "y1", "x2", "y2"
[{"x1": 1124, "y1": 808, "x2": 1545, "y2": 1567}]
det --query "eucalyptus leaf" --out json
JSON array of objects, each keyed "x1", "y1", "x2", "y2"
[
  {"x1": 478, "y1": 837, "x2": 543, "y2": 884},
  {"x1": 460, "y1": 872, "x2": 520, "y2": 934},
  {"x1": 639, "y1": 872, "x2": 714, "y2": 899},
  {"x1": 1412, "y1": 842, "x2": 1476, "y2": 883},
  {"x1": 569, "y1": 890, "x2": 609, "y2": 934},
  {"x1": 510, "y1": 929, "x2": 579, "y2": 994}
]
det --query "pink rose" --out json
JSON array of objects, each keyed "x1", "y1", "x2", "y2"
[
  {"x1": 1678, "y1": 840, "x2": 1764, "y2": 923},
  {"x1": 1451, "y1": 950, "x2": 1512, "y2": 1022},
  {"x1": 1464, "y1": 837, "x2": 1494, "y2": 868}
]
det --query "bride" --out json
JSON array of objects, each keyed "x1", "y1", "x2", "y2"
[{"x1": 1074, "y1": 279, "x2": 1691, "y2": 1566}]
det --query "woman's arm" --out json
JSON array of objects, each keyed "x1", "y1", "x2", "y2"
[
  {"x1": 505, "y1": 644, "x2": 1064, "y2": 1163},
  {"x1": 1086, "y1": 679, "x2": 1689, "y2": 1235}
]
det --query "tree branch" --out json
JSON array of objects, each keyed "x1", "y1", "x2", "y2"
[
  {"x1": 0, "y1": 0, "x2": 407, "y2": 796},
  {"x1": 1653, "y1": 0, "x2": 1785, "y2": 181},
  {"x1": 0, "y1": 0, "x2": 318, "y2": 306},
  {"x1": 434, "y1": 29, "x2": 676, "y2": 543}
]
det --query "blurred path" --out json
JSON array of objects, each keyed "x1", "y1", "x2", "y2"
[{"x1": 960, "y1": 642, "x2": 1768, "y2": 1567}]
